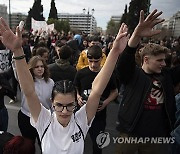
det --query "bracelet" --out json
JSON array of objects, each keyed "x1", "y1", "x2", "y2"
[{"x1": 12, "y1": 54, "x2": 26, "y2": 60}]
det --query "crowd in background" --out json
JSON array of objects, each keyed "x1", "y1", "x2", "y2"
[{"x1": 0, "y1": 14, "x2": 180, "y2": 153}]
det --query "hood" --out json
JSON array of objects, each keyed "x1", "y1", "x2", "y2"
[
  {"x1": 73, "y1": 34, "x2": 82, "y2": 45},
  {"x1": 66, "y1": 40, "x2": 79, "y2": 53},
  {"x1": 55, "y1": 59, "x2": 71, "y2": 70}
]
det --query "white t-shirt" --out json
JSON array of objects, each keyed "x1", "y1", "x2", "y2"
[
  {"x1": 21, "y1": 78, "x2": 54, "y2": 117},
  {"x1": 30, "y1": 104, "x2": 93, "y2": 154}
]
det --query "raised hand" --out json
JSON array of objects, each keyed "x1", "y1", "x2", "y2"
[
  {"x1": 128, "y1": 9, "x2": 164, "y2": 47},
  {"x1": 112, "y1": 23, "x2": 129, "y2": 54},
  {"x1": 0, "y1": 17, "x2": 22, "y2": 52},
  {"x1": 134, "y1": 9, "x2": 164, "y2": 37}
]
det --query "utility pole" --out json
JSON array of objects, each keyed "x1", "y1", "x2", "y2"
[
  {"x1": 87, "y1": 8, "x2": 89, "y2": 34},
  {"x1": 9, "y1": 0, "x2": 11, "y2": 28}
]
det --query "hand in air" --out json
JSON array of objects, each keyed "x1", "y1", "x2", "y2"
[
  {"x1": 133, "y1": 9, "x2": 164, "y2": 37},
  {"x1": 112, "y1": 23, "x2": 129, "y2": 54},
  {"x1": 0, "y1": 17, "x2": 22, "y2": 52}
]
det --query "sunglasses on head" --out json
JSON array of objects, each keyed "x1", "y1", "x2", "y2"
[
  {"x1": 87, "y1": 54, "x2": 101, "y2": 60},
  {"x1": 88, "y1": 59, "x2": 101, "y2": 63}
]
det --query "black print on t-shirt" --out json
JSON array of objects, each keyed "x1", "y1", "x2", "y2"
[
  {"x1": 71, "y1": 131, "x2": 82, "y2": 143},
  {"x1": 144, "y1": 79, "x2": 164, "y2": 110}
]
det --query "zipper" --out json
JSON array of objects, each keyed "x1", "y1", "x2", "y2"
[{"x1": 128, "y1": 81, "x2": 152, "y2": 132}]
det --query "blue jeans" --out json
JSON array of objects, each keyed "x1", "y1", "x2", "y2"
[{"x1": 0, "y1": 107, "x2": 8, "y2": 131}]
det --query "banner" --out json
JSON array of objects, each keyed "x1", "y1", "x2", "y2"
[
  {"x1": 31, "y1": 18, "x2": 54, "y2": 32},
  {"x1": 0, "y1": 49, "x2": 10, "y2": 72},
  {"x1": 46, "y1": 24, "x2": 54, "y2": 31}
]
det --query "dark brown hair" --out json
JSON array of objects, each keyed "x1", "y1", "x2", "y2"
[
  {"x1": 87, "y1": 45, "x2": 102, "y2": 59},
  {"x1": 172, "y1": 55, "x2": 180, "y2": 67},
  {"x1": 34, "y1": 47, "x2": 49, "y2": 57}
]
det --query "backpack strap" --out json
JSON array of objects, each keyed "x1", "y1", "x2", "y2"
[
  {"x1": 41, "y1": 116, "x2": 53, "y2": 143},
  {"x1": 73, "y1": 112, "x2": 85, "y2": 141},
  {"x1": 75, "y1": 120, "x2": 85, "y2": 141},
  {"x1": 40, "y1": 116, "x2": 53, "y2": 154}
]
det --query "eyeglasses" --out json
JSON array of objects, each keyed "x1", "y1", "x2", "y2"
[{"x1": 53, "y1": 102, "x2": 75, "y2": 112}]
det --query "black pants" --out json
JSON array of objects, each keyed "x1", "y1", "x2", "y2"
[
  {"x1": 115, "y1": 132, "x2": 172, "y2": 154},
  {"x1": 89, "y1": 115, "x2": 106, "y2": 154},
  {"x1": 10, "y1": 76, "x2": 18, "y2": 96},
  {"x1": 18, "y1": 110, "x2": 41, "y2": 147}
]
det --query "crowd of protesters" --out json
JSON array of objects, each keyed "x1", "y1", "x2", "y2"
[{"x1": 0, "y1": 8, "x2": 180, "y2": 154}]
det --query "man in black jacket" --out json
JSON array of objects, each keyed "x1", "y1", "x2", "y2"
[
  {"x1": 116, "y1": 9, "x2": 180, "y2": 154},
  {"x1": 48, "y1": 44, "x2": 77, "y2": 82}
]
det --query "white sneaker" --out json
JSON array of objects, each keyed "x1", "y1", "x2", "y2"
[
  {"x1": 9, "y1": 97, "x2": 18, "y2": 104},
  {"x1": 9, "y1": 99, "x2": 15, "y2": 104}
]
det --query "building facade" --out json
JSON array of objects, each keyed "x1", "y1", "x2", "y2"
[
  {"x1": 11, "y1": 13, "x2": 27, "y2": 29},
  {"x1": 58, "y1": 13, "x2": 97, "y2": 34},
  {"x1": 161, "y1": 11, "x2": 180, "y2": 37},
  {"x1": 110, "y1": 15, "x2": 121, "y2": 23},
  {"x1": 169, "y1": 11, "x2": 180, "y2": 37},
  {"x1": 0, "y1": 4, "x2": 8, "y2": 24}
]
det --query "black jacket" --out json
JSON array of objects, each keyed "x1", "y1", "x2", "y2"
[
  {"x1": 0, "y1": 67, "x2": 15, "y2": 108},
  {"x1": 116, "y1": 45, "x2": 180, "y2": 133},
  {"x1": 48, "y1": 59, "x2": 77, "y2": 82}
]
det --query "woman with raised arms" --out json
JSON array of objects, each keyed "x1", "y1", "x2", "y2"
[{"x1": 0, "y1": 18, "x2": 129, "y2": 154}]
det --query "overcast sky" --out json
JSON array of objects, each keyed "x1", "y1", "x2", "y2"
[{"x1": 1, "y1": 0, "x2": 180, "y2": 30}]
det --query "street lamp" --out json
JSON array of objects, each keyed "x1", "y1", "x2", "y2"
[{"x1": 83, "y1": 8, "x2": 95, "y2": 34}]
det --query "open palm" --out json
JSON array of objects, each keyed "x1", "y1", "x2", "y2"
[
  {"x1": 0, "y1": 18, "x2": 22, "y2": 52},
  {"x1": 113, "y1": 23, "x2": 129, "y2": 54},
  {"x1": 134, "y1": 9, "x2": 164, "y2": 37}
]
